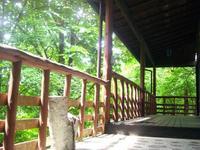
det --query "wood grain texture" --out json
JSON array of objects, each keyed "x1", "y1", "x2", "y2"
[
  {"x1": 38, "y1": 70, "x2": 50, "y2": 150},
  {"x1": 0, "y1": 45, "x2": 107, "y2": 85},
  {"x1": 4, "y1": 61, "x2": 22, "y2": 150}
]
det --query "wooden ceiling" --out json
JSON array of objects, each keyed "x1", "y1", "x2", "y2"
[{"x1": 88, "y1": 0, "x2": 200, "y2": 67}]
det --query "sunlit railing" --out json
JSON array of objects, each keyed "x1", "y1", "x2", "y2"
[
  {"x1": 0, "y1": 45, "x2": 107, "y2": 149},
  {"x1": 156, "y1": 96, "x2": 196, "y2": 115},
  {"x1": 110, "y1": 72, "x2": 156, "y2": 122}
]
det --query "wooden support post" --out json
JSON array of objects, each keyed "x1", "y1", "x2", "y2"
[
  {"x1": 120, "y1": 80, "x2": 125, "y2": 120},
  {"x1": 38, "y1": 70, "x2": 50, "y2": 150},
  {"x1": 153, "y1": 67, "x2": 156, "y2": 97},
  {"x1": 113, "y1": 78, "x2": 118, "y2": 122},
  {"x1": 3, "y1": 61, "x2": 22, "y2": 150},
  {"x1": 79, "y1": 79, "x2": 87, "y2": 138},
  {"x1": 196, "y1": 21, "x2": 200, "y2": 116},
  {"x1": 93, "y1": 83, "x2": 100, "y2": 135},
  {"x1": 103, "y1": 0, "x2": 113, "y2": 123},
  {"x1": 97, "y1": 0, "x2": 103, "y2": 78},
  {"x1": 64, "y1": 74, "x2": 72, "y2": 98},
  {"x1": 140, "y1": 43, "x2": 145, "y2": 116},
  {"x1": 196, "y1": 62, "x2": 200, "y2": 116}
]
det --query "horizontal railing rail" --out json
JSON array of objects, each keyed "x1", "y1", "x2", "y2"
[
  {"x1": 110, "y1": 72, "x2": 156, "y2": 122},
  {"x1": 0, "y1": 45, "x2": 107, "y2": 149},
  {"x1": 156, "y1": 96, "x2": 196, "y2": 115}
]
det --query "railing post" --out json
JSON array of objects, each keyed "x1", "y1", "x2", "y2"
[
  {"x1": 79, "y1": 79, "x2": 87, "y2": 138},
  {"x1": 130, "y1": 85, "x2": 134, "y2": 118},
  {"x1": 64, "y1": 74, "x2": 72, "y2": 98},
  {"x1": 113, "y1": 77, "x2": 118, "y2": 122},
  {"x1": 126, "y1": 83, "x2": 130, "y2": 119},
  {"x1": 38, "y1": 70, "x2": 50, "y2": 150},
  {"x1": 3, "y1": 61, "x2": 22, "y2": 150},
  {"x1": 103, "y1": 0, "x2": 113, "y2": 124},
  {"x1": 196, "y1": 21, "x2": 200, "y2": 116},
  {"x1": 93, "y1": 83, "x2": 100, "y2": 135},
  {"x1": 120, "y1": 80, "x2": 125, "y2": 120}
]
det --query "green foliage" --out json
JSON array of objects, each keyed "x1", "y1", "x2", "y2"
[{"x1": 15, "y1": 129, "x2": 38, "y2": 143}]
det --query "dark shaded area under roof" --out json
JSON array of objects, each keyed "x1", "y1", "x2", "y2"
[{"x1": 88, "y1": 0, "x2": 200, "y2": 67}]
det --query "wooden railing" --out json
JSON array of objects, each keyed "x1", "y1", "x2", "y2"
[
  {"x1": 156, "y1": 96, "x2": 197, "y2": 115},
  {"x1": 0, "y1": 45, "x2": 107, "y2": 149},
  {"x1": 110, "y1": 72, "x2": 156, "y2": 122}
]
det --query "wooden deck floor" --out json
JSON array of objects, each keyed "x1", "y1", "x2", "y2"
[{"x1": 77, "y1": 115, "x2": 200, "y2": 150}]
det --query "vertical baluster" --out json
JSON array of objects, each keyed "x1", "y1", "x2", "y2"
[
  {"x1": 4, "y1": 61, "x2": 22, "y2": 150},
  {"x1": 79, "y1": 79, "x2": 87, "y2": 138},
  {"x1": 64, "y1": 74, "x2": 72, "y2": 98},
  {"x1": 120, "y1": 80, "x2": 125, "y2": 120},
  {"x1": 130, "y1": 84, "x2": 134, "y2": 119},
  {"x1": 93, "y1": 83, "x2": 100, "y2": 135},
  {"x1": 163, "y1": 98, "x2": 166, "y2": 115},
  {"x1": 126, "y1": 83, "x2": 130, "y2": 119},
  {"x1": 113, "y1": 78, "x2": 118, "y2": 122},
  {"x1": 135, "y1": 87, "x2": 138, "y2": 117},
  {"x1": 38, "y1": 70, "x2": 50, "y2": 150}
]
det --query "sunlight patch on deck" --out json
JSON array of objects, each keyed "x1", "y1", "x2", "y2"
[{"x1": 76, "y1": 134, "x2": 200, "y2": 150}]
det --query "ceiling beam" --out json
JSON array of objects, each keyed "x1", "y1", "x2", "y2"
[{"x1": 115, "y1": 0, "x2": 154, "y2": 66}]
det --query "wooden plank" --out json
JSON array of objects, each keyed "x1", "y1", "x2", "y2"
[
  {"x1": 93, "y1": 83, "x2": 100, "y2": 135},
  {"x1": 126, "y1": 83, "x2": 130, "y2": 119},
  {"x1": 156, "y1": 96, "x2": 196, "y2": 99},
  {"x1": 18, "y1": 95, "x2": 40, "y2": 106},
  {"x1": 130, "y1": 85, "x2": 134, "y2": 118},
  {"x1": 153, "y1": 67, "x2": 156, "y2": 96},
  {"x1": 113, "y1": 77, "x2": 118, "y2": 122},
  {"x1": 67, "y1": 99, "x2": 80, "y2": 107},
  {"x1": 85, "y1": 101, "x2": 93, "y2": 107},
  {"x1": 15, "y1": 119, "x2": 39, "y2": 131},
  {"x1": 15, "y1": 140, "x2": 38, "y2": 150},
  {"x1": 98, "y1": 114, "x2": 104, "y2": 120},
  {"x1": 99, "y1": 102, "x2": 104, "y2": 107},
  {"x1": 83, "y1": 128, "x2": 93, "y2": 137},
  {"x1": 64, "y1": 74, "x2": 72, "y2": 98},
  {"x1": 120, "y1": 80, "x2": 125, "y2": 120},
  {"x1": 112, "y1": 72, "x2": 140, "y2": 88},
  {"x1": 79, "y1": 79, "x2": 87, "y2": 138},
  {"x1": 0, "y1": 45, "x2": 107, "y2": 86},
  {"x1": 4, "y1": 61, "x2": 22, "y2": 150},
  {"x1": 96, "y1": 126, "x2": 103, "y2": 133},
  {"x1": 0, "y1": 94, "x2": 7, "y2": 105},
  {"x1": 84, "y1": 115, "x2": 93, "y2": 121},
  {"x1": 0, "y1": 94, "x2": 40, "y2": 106},
  {"x1": 0, "y1": 120, "x2": 4, "y2": 132},
  {"x1": 38, "y1": 70, "x2": 50, "y2": 150}
]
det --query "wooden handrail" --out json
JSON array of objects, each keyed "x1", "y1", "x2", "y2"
[
  {"x1": 156, "y1": 96, "x2": 196, "y2": 115},
  {"x1": 0, "y1": 45, "x2": 107, "y2": 149},
  {"x1": 156, "y1": 96, "x2": 196, "y2": 99},
  {"x1": 111, "y1": 71, "x2": 156, "y2": 121},
  {"x1": 0, "y1": 45, "x2": 107, "y2": 85}
]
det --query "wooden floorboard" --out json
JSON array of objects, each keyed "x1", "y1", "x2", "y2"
[
  {"x1": 76, "y1": 134, "x2": 200, "y2": 150},
  {"x1": 106, "y1": 115, "x2": 200, "y2": 139}
]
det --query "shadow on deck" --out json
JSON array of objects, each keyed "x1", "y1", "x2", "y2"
[
  {"x1": 77, "y1": 115, "x2": 200, "y2": 150},
  {"x1": 105, "y1": 115, "x2": 200, "y2": 139}
]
